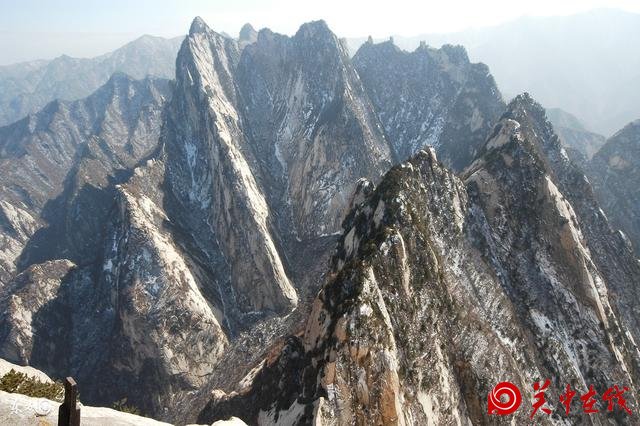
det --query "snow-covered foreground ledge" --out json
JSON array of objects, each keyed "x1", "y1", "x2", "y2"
[
  {"x1": 0, "y1": 390, "x2": 246, "y2": 426},
  {"x1": 0, "y1": 358, "x2": 246, "y2": 425},
  {"x1": 0, "y1": 389, "x2": 170, "y2": 425}
]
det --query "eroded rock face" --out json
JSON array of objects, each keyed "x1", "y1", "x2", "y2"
[
  {"x1": 588, "y1": 120, "x2": 640, "y2": 254},
  {"x1": 85, "y1": 159, "x2": 230, "y2": 413},
  {"x1": 353, "y1": 40, "x2": 505, "y2": 170},
  {"x1": 0, "y1": 202, "x2": 37, "y2": 286},
  {"x1": 198, "y1": 96, "x2": 640, "y2": 425},
  {"x1": 164, "y1": 18, "x2": 298, "y2": 317},
  {"x1": 485, "y1": 97, "x2": 640, "y2": 353},
  {"x1": 0, "y1": 17, "x2": 393, "y2": 416},
  {"x1": 159, "y1": 18, "x2": 506, "y2": 332},
  {"x1": 0, "y1": 74, "x2": 174, "y2": 414},
  {"x1": 162, "y1": 18, "x2": 398, "y2": 324},
  {"x1": 0, "y1": 260, "x2": 75, "y2": 372},
  {"x1": 0, "y1": 160, "x2": 231, "y2": 416},
  {"x1": 236, "y1": 21, "x2": 392, "y2": 241},
  {"x1": 0, "y1": 73, "x2": 171, "y2": 286}
]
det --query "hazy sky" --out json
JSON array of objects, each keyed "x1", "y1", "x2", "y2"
[{"x1": 2, "y1": 0, "x2": 640, "y2": 65}]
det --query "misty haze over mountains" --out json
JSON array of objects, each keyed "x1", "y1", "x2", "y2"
[
  {"x1": 0, "y1": 7, "x2": 639, "y2": 426},
  {"x1": 348, "y1": 8, "x2": 640, "y2": 137},
  {"x1": 0, "y1": 35, "x2": 183, "y2": 126},
  {"x1": 2, "y1": 9, "x2": 638, "y2": 137}
]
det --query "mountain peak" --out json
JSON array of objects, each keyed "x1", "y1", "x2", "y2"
[
  {"x1": 106, "y1": 70, "x2": 133, "y2": 84},
  {"x1": 189, "y1": 16, "x2": 211, "y2": 35},
  {"x1": 353, "y1": 38, "x2": 401, "y2": 60},
  {"x1": 613, "y1": 118, "x2": 640, "y2": 139},
  {"x1": 439, "y1": 44, "x2": 470, "y2": 64},
  {"x1": 500, "y1": 92, "x2": 552, "y2": 137},
  {"x1": 239, "y1": 23, "x2": 257, "y2": 40},
  {"x1": 507, "y1": 92, "x2": 542, "y2": 114},
  {"x1": 131, "y1": 34, "x2": 164, "y2": 44},
  {"x1": 295, "y1": 20, "x2": 334, "y2": 41}
]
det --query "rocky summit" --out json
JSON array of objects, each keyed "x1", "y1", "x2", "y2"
[
  {"x1": 0, "y1": 15, "x2": 638, "y2": 426},
  {"x1": 198, "y1": 95, "x2": 640, "y2": 425},
  {"x1": 0, "y1": 16, "x2": 509, "y2": 418}
]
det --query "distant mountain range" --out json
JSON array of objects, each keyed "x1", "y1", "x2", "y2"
[
  {"x1": 348, "y1": 8, "x2": 640, "y2": 137},
  {"x1": 546, "y1": 107, "x2": 606, "y2": 159},
  {"x1": 0, "y1": 35, "x2": 182, "y2": 126}
]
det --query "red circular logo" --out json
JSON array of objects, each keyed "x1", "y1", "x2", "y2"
[{"x1": 488, "y1": 381, "x2": 522, "y2": 415}]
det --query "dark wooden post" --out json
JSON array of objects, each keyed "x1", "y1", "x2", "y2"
[{"x1": 58, "y1": 377, "x2": 80, "y2": 426}]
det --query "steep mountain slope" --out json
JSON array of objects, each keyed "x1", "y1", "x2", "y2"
[
  {"x1": 235, "y1": 22, "x2": 392, "y2": 240},
  {"x1": 0, "y1": 73, "x2": 171, "y2": 286},
  {"x1": 353, "y1": 39, "x2": 504, "y2": 170},
  {"x1": 161, "y1": 17, "x2": 394, "y2": 321},
  {"x1": 0, "y1": 35, "x2": 182, "y2": 126},
  {"x1": 589, "y1": 119, "x2": 640, "y2": 254},
  {"x1": 546, "y1": 108, "x2": 606, "y2": 160},
  {"x1": 349, "y1": 9, "x2": 640, "y2": 136},
  {"x1": 0, "y1": 73, "x2": 177, "y2": 415},
  {"x1": 0, "y1": 17, "x2": 396, "y2": 417},
  {"x1": 163, "y1": 17, "x2": 299, "y2": 318},
  {"x1": 198, "y1": 95, "x2": 640, "y2": 425},
  {"x1": 87, "y1": 17, "x2": 393, "y2": 414}
]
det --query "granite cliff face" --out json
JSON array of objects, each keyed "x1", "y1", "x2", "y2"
[
  {"x1": 159, "y1": 17, "x2": 395, "y2": 326},
  {"x1": 198, "y1": 96, "x2": 640, "y2": 425},
  {"x1": 235, "y1": 21, "x2": 392, "y2": 241},
  {"x1": 0, "y1": 73, "x2": 175, "y2": 413},
  {"x1": 163, "y1": 18, "x2": 299, "y2": 319},
  {"x1": 588, "y1": 120, "x2": 640, "y2": 255},
  {"x1": 353, "y1": 39, "x2": 505, "y2": 170}
]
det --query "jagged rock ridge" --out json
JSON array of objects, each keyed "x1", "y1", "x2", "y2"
[
  {"x1": 0, "y1": 72, "x2": 175, "y2": 414},
  {"x1": 0, "y1": 16, "x2": 395, "y2": 416},
  {"x1": 0, "y1": 73, "x2": 171, "y2": 286},
  {"x1": 197, "y1": 95, "x2": 640, "y2": 425},
  {"x1": 238, "y1": 23, "x2": 258, "y2": 48}
]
